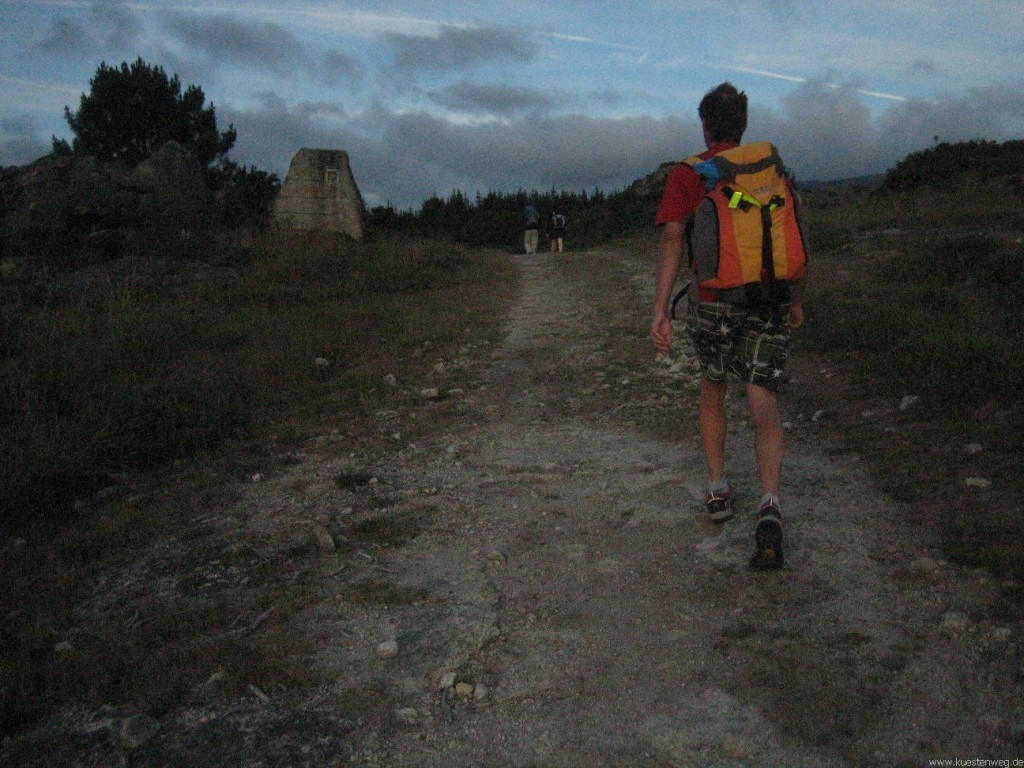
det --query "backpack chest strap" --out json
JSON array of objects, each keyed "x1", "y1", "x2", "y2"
[{"x1": 721, "y1": 186, "x2": 786, "y2": 212}]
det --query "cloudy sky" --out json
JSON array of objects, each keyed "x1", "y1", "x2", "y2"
[{"x1": 2, "y1": 0, "x2": 1023, "y2": 210}]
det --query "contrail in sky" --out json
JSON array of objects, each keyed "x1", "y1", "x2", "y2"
[{"x1": 728, "y1": 65, "x2": 908, "y2": 102}]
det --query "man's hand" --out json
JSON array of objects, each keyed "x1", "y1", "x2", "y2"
[{"x1": 651, "y1": 313, "x2": 673, "y2": 354}]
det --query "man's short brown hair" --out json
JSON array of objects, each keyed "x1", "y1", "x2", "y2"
[{"x1": 698, "y1": 82, "x2": 748, "y2": 144}]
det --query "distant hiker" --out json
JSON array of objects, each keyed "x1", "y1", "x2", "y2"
[
  {"x1": 650, "y1": 82, "x2": 809, "y2": 569},
  {"x1": 522, "y1": 203, "x2": 541, "y2": 254},
  {"x1": 547, "y1": 208, "x2": 567, "y2": 252}
]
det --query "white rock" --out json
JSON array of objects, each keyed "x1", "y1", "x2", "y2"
[
  {"x1": 812, "y1": 410, "x2": 827, "y2": 422},
  {"x1": 204, "y1": 671, "x2": 227, "y2": 688},
  {"x1": 419, "y1": 387, "x2": 440, "y2": 400},
  {"x1": 383, "y1": 374, "x2": 398, "y2": 387},
  {"x1": 376, "y1": 640, "x2": 400, "y2": 659},
  {"x1": 992, "y1": 627, "x2": 1013, "y2": 643},
  {"x1": 439, "y1": 672, "x2": 457, "y2": 689},
  {"x1": 394, "y1": 707, "x2": 419, "y2": 724},
  {"x1": 314, "y1": 357, "x2": 330, "y2": 369},
  {"x1": 899, "y1": 395, "x2": 919, "y2": 411},
  {"x1": 909, "y1": 556, "x2": 941, "y2": 574},
  {"x1": 311, "y1": 524, "x2": 335, "y2": 552},
  {"x1": 964, "y1": 477, "x2": 992, "y2": 489},
  {"x1": 474, "y1": 683, "x2": 489, "y2": 701},
  {"x1": 963, "y1": 443, "x2": 983, "y2": 455}
]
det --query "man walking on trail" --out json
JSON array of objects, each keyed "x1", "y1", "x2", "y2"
[
  {"x1": 650, "y1": 82, "x2": 807, "y2": 569},
  {"x1": 547, "y1": 208, "x2": 567, "y2": 253},
  {"x1": 522, "y1": 203, "x2": 541, "y2": 254}
]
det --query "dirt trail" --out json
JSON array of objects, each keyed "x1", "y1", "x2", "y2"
[
  {"x1": 314, "y1": 248, "x2": 1021, "y2": 766},
  {"x1": 6, "y1": 246, "x2": 1021, "y2": 767}
]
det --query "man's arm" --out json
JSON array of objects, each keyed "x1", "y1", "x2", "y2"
[
  {"x1": 788, "y1": 276, "x2": 806, "y2": 329},
  {"x1": 651, "y1": 221, "x2": 686, "y2": 354}
]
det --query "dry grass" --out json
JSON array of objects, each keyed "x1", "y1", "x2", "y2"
[
  {"x1": 0, "y1": 230, "x2": 518, "y2": 738},
  {"x1": 792, "y1": 179, "x2": 1024, "y2": 591}
]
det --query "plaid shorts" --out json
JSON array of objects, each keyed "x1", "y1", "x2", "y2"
[{"x1": 687, "y1": 301, "x2": 791, "y2": 392}]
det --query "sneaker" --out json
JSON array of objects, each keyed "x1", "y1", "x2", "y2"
[
  {"x1": 705, "y1": 484, "x2": 734, "y2": 523},
  {"x1": 750, "y1": 496, "x2": 784, "y2": 569}
]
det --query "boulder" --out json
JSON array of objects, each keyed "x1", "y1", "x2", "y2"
[{"x1": 0, "y1": 141, "x2": 209, "y2": 240}]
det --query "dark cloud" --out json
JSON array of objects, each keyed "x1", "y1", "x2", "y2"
[
  {"x1": 224, "y1": 97, "x2": 696, "y2": 209},
  {"x1": 161, "y1": 13, "x2": 361, "y2": 85},
  {"x1": 220, "y1": 94, "x2": 355, "y2": 175},
  {"x1": 37, "y1": 0, "x2": 140, "y2": 56},
  {"x1": 908, "y1": 59, "x2": 944, "y2": 77},
  {"x1": 13, "y1": 71, "x2": 1021, "y2": 211},
  {"x1": 429, "y1": 82, "x2": 554, "y2": 116},
  {"x1": 320, "y1": 51, "x2": 362, "y2": 83},
  {"x1": 90, "y1": 0, "x2": 141, "y2": 49},
  {"x1": 384, "y1": 25, "x2": 537, "y2": 70},
  {"x1": 0, "y1": 115, "x2": 49, "y2": 167},
  {"x1": 751, "y1": 80, "x2": 1024, "y2": 181},
  {"x1": 880, "y1": 84, "x2": 1024, "y2": 146},
  {"x1": 752, "y1": 80, "x2": 878, "y2": 180},
  {"x1": 38, "y1": 19, "x2": 95, "y2": 56},
  {"x1": 222, "y1": 78, "x2": 1024, "y2": 211},
  {"x1": 163, "y1": 12, "x2": 313, "y2": 74}
]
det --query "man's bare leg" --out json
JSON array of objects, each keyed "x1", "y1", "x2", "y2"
[
  {"x1": 699, "y1": 376, "x2": 729, "y2": 484},
  {"x1": 746, "y1": 382, "x2": 784, "y2": 497},
  {"x1": 747, "y1": 382, "x2": 785, "y2": 567}
]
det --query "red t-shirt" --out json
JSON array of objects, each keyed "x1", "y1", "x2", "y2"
[
  {"x1": 654, "y1": 142, "x2": 738, "y2": 301},
  {"x1": 654, "y1": 142, "x2": 737, "y2": 225}
]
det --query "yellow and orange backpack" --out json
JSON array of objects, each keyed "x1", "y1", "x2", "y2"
[{"x1": 684, "y1": 142, "x2": 808, "y2": 312}]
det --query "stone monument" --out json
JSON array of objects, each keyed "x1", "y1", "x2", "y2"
[{"x1": 273, "y1": 148, "x2": 365, "y2": 239}]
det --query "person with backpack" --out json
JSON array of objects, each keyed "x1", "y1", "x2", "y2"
[
  {"x1": 522, "y1": 203, "x2": 541, "y2": 254},
  {"x1": 547, "y1": 208, "x2": 567, "y2": 252},
  {"x1": 650, "y1": 82, "x2": 808, "y2": 569}
]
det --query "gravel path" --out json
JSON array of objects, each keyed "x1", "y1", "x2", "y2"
[
  {"x1": 327, "y1": 249, "x2": 1022, "y2": 766},
  {"x1": 6, "y1": 246, "x2": 1020, "y2": 767}
]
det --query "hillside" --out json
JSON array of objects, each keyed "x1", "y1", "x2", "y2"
[
  {"x1": 3, "y1": 235, "x2": 1023, "y2": 765},
  {"x1": 1, "y1": 138, "x2": 1023, "y2": 766}
]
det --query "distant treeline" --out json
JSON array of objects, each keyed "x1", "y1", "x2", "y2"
[
  {"x1": 880, "y1": 139, "x2": 1024, "y2": 193},
  {"x1": 364, "y1": 139, "x2": 1024, "y2": 246},
  {"x1": 365, "y1": 186, "x2": 660, "y2": 250}
]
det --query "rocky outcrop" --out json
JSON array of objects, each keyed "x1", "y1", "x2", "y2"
[
  {"x1": 272, "y1": 149, "x2": 365, "y2": 240},
  {"x1": 0, "y1": 141, "x2": 209, "y2": 240}
]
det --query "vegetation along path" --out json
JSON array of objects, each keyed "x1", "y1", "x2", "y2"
[{"x1": 5, "y1": 243, "x2": 1022, "y2": 767}]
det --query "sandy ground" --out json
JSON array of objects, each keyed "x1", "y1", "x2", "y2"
[{"x1": 5, "y1": 246, "x2": 1022, "y2": 767}]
